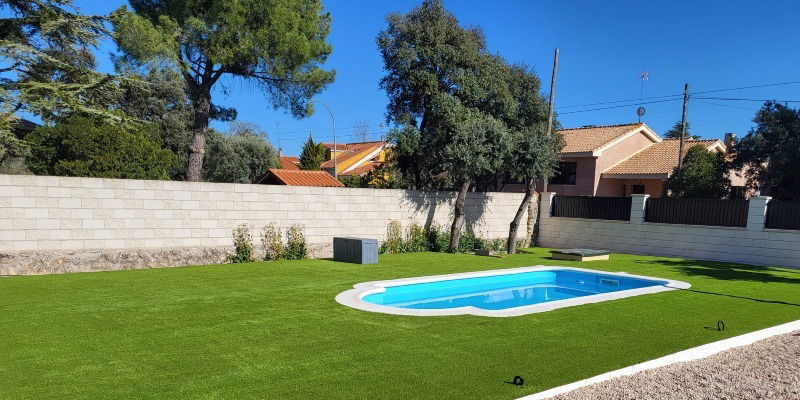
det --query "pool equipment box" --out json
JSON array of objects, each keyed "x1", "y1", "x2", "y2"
[
  {"x1": 333, "y1": 237, "x2": 378, "y2": 264},
  {"x1": 551, "y1": 249, "x2": 611, "y2": 261}
]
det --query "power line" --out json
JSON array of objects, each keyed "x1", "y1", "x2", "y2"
[
  {"x1": 558, "y1": 97, "x2": 682, "y2": 115},
  {"x1": 693, "y1": 99, "x2": 759, "y2": 111},
  {"x1": 694, "y1": 96, "x2": 800, "y2": 103}
]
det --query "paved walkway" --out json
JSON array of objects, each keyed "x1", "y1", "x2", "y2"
[{"x1": 551, "y1": 331, "x2": 800, "y2": 400}]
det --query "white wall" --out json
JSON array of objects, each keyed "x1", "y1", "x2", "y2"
[
  {"x1": 0, "y1": 175, "x2": 526, "y2": 274},
  {"x1": 537, "y1": 193, "x2": 800, "y2": 268}
]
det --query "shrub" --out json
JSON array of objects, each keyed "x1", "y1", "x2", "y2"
[
  {"x1": 457, "y1": 230, "x2": 482, "y2": 253},
  {"x1": 284, "y1": 224, "x2": 308, "y2": 260},
  {"x1": 483, "y1": 238, "x2": 505, "y2": 252},
  {"x1": 380, "y1": 221, "x2": 404, "y2": 254},
  {"x1": 426, "y1": 223, "x2": 450, "y2": 253},
  {"x1": 228, "y1": 224, "x2": 254, "y2": 263},
  {"x1": 405, "y1": 222, "x2": 429, "y2": 252},
  {"x1": 261, "y1": 223, "x2": 284, "y2": 261}
]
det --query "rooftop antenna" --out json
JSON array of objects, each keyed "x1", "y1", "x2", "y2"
[{"x1": 637, "y1": 70, "x2": 648, "y2": 122}]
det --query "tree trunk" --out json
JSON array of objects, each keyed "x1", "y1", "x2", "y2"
[
  {"x1": 448, "y1": 179, "x2": 471, "y2": 252},
  {"x1": 507, "y1": 180, "x2": 535, "y2": 254},
  {"x1": 186, "y1": 90, "x2": 212, "y2": 182}
]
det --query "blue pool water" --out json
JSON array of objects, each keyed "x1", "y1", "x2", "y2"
[{"x1": 362, "y1": 269, "x2": 667, "y2": 311}]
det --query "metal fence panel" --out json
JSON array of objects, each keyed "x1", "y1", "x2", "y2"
[
  {"x1": 765, "y1": 200, "x2": 800, "y2": 230},
  {"x1": 645, "y1": 198, "x2": 749, "y2": 227},
  {"x1": 552, "y1": 196, "x2": 632, "y2": 221}
]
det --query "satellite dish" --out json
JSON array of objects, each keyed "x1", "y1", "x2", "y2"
[{"x1": 636, "y1": 107, "x2": 646, "y2": 118}]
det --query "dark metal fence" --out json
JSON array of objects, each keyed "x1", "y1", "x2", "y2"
[
  {"x1": 551, "y1": 196, "x2": 632, "y2": 221},
  {"x1": 765, "y1": 200, "x2": 800, "y2": 230},
  {"x1": 645, "y1": 198, "x2": 749, "y2": 227}
]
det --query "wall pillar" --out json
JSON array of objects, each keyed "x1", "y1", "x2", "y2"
[
  {"x1": 539, "y1": 192, "x2": 556, "y2": 219},
  {"x1": 747, "y1": 196, "x2": 771, "y2": 231},
  {"x1": 629, "y1": 194, "x2": 649, "y2": 224}
]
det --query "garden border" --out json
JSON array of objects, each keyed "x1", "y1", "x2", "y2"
[{"x1": 518, "y1": 318, "x2": 800, "y2": 400}]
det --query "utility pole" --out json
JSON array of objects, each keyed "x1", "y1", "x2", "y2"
[
  {"x1": 676, "y1": 83, "x2": 689, "y2": 186},
  {"x1": 314, "y1": 100, "x2": 337, "y2": 179},
  {"x1": 542, "y1": 48, "x2": 559, "y2": 193}
]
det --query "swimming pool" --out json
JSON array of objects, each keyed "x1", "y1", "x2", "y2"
[{"x1": 336, "y1": 266, "x2": 690, "y2": 317}]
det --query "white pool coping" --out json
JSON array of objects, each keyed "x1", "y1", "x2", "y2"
[
  {"x1": 518, "y1": 318, "x2": 800, "y2": 400},
  {"x1": 335, "y1": 266, "x2": 691, "y2": 317}
]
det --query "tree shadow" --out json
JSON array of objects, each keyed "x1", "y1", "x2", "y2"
[
  {"x1": 679, "y1": 288, "x2": 800, "y2": 308},
  {"x1": 400, "y1": 189, "x2": 490, "y2": 235},
  {"x1": 639, "y1": 258, "x2": 800, "y2": 284}
]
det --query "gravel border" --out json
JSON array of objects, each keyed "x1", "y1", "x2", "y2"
[{"x1": 550, "y1": 330, "x2": 800, "y2": 400}]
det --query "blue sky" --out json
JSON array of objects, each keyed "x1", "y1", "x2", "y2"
[{"x1": 48, "y1": 1, "x2": 800, "y2": 155}]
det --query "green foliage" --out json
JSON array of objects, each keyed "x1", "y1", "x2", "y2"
[
  {"x1": 732, "y1": 101, "x2": 800, "y2": 200},
  {"x1": 284, "y1": 225, "x2": 308, "y2": 260},
  {"x1": 405, "y1": 223, "x2": 429, "y2": 253},
  {"x1": 0, "y1": 0, "x2": 133, "y2": 127},
  {"x1": 663, "y1": 120, "x2": 700, "y2": 140},
  {"x1": 25, "y1": 115, "x2": 177, "y2": 179},
  {"x1": 228, "y1": 224, "x2": 254, "y2": 263},
  {"x1": 665, "y1": 146, "x2": 731, "y2": 198},
  {"x1": 426, "y1": 223, "x2": 450, "y2": 253},
  {"x1": 299, "y1": 135, "x2": 326, "y2": 171},
  {"x1": 380, "y1": 221, "x2": 405, "y2": 254},
  {"x1": 456, "y1": 230, "x2": 481, "y2": 253},
  {"x1": 261, "y1": 223, "x2": 285, "y2": 261},
  {"x1": 0, "y1": 129, "x2": 30, "y2": 174},
  {"x1": 202, "y1": 122, "x2": 278, "y2": 183},
  {"x1": 112, "y1": 0, "x2": 335, "y2": 180}
]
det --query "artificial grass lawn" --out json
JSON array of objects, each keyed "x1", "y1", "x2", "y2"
[{"x1": 2, "y1": 248, "x2": 799, "y2": 399}]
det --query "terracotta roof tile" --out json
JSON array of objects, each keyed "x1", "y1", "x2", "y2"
[
  {"x1": 279, "y1": 156, "x2": 300, "y2": 170},
  {"x1": 603, "y1": 139, "x2": 722, "y2": 175},
  {"x1": 264, "y1": 168, "x2": 344, "y2": 187},
  {"x1": 558, "y1": 123, "x2": 644, "y2": 154}
]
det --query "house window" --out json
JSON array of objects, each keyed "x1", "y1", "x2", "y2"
[
  {"x1": 550, "y1": 162, "x2": 577, "y2": 185},
  {"x1": 632, "y1": 184, "x2": 646, "y2": 195}
]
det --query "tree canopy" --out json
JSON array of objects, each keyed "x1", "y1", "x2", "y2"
[
  {"x1": 112, "y1": 0, "x2": 335, "y2": 181},
  {"x1": 298, "y1": 135, "x2": 326, "y2": 170},
  {"x1": 732, "y1": 101, "x2": 800, "y2": 200},
  {"x1": 202, "y1": 122, "x2": 278, "y2": 183},
  {"x1": 25, "y1": 115, "x2": 177, "y2": 179},
  {"x1": 378, "y1": 0, "x2": 531, "y2": 251},
  {"x1": 663, "y1": 120, "x2": 700, "y2": 140},
  {"x1": 664, "y1": 145, "x2": 730, "y2": 198}
]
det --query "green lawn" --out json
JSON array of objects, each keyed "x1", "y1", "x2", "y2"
[{"x1": 2, "y1": 248, "x2": 799, "y2": 399}]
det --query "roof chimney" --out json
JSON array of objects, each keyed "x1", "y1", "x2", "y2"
[
  {"x1": 278, "y1": 147, "x2": 283, "y2": 157},
  {"x1": 723, "y1": 133, "x2": 737, "y2": 152}
]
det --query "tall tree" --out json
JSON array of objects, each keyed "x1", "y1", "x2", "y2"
[
  {"x1": 0, "y1": 0, "x2": 130, "y2": 170},
  {"x1": 378, "y1": 0, "x2": 511, "y2": 251},
  {"x1": 500, "y1": 65, "x2": 563, "y2": 254},
  {"x1": 202, "y1": 121, "x2": 278, "y2": 183},
  {"x1": 732, "y1": 101, "x2": 800, "y2": 200},
  {"x1": 663, "y1": 120, "x2": 700, "y2": 140},
  {"x1": 112, "y1": 0, "x2": 335, "y2": 181},
  {"x1": 664, "y1": 145, "x2": 731, "y2": 198},
  {"x1": 299, "y1": 135, "x2": 326, "y2": 170}
]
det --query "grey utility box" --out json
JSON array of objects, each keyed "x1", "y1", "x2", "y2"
[{"x1": 333, "y1": 237, "x2": 378, "y2": 264}]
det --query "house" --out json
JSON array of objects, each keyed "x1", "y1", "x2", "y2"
[
  {"x1": 320, "y1": 141, "x2": 388, "y2": 177},
  {"x1": 531, "y1": 123, "x2": 732, "y2": 198},
  {"x1": 256, "y1": 168, "x2": 344, "y2": 187}
]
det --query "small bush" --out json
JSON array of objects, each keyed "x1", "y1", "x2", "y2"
[
  {"x1": 284, "y1": 224, "x2": 308, "y2": 260},
  {"x1": 380, "y1": 221, "x2": 404, "y2": 254},
  {"x1": 426, "y1": 223, "x2": 450, "y2": 253},
  {"x1": 483, "y1": 238, "x2": 505, "y2": 252},
  {"x1": 405, "y1": 222, "x2": 429, "y2": 253},
  {"x1": 457, "y1": 230, "x2": 482, "y2": 253},
  {"x1": 228, "y1": 224, "x2": 254, "y2": 263},
  {"x1": 261, "y1": 223, "x2": 284, "y2": 261}
]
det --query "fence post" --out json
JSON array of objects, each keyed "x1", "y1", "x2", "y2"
[
  {"x1": 540, "y1": 192, "x2": 556, "y2": 219},
  {"x1": 630, "y1": 194, "x2": 649, "y2": 224},
  {"x1": 747, "y1": 196, "x2": 771, "y2": 231}
]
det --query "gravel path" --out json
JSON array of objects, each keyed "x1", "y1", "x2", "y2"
[{"x1": 551, "y1": 331, "x2": 800, "y2": 400}]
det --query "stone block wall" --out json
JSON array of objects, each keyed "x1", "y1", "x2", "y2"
[
  {"x1": 538, "y1": 193, "x2": 800, "y2": 268},
  {"x1": 0, "y1": 175, "x2": 526, "y2": 274}
]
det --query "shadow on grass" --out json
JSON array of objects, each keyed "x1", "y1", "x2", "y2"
[
  {"x1": 681, "y1": 288, "x2": 800, "y2": 308},
  {"x1": 639, "y1": 259, "x2": 800, "y2": 284}
]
